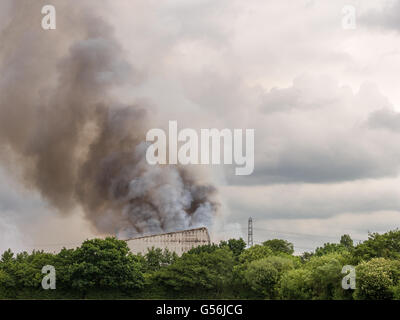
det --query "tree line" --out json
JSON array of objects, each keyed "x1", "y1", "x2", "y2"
[{"x1": 2, "y1": 229, "x2": 400, "y2": 299}]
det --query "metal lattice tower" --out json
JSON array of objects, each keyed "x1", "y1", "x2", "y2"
[{"x1": 248, "y1": 217, "x2": 253, "y2": 247}]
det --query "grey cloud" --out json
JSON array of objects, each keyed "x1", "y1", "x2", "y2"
[
  {"x1": 227, "y1": 76, "x2": 400, "y2": 185},
  {"x1": 261, "y1": 75, "x2": 345, "y2": 113},
  {"x1": 222, "y1": 178, "x2": 400, "y2": 221},
  {"x1": 2, "y1": 0, "x2": 400, "y2": 248},
  {"x1": 229, "y1": 151, "x2": 397, "y2": 185},
  {"x1": 162, "y1": 0, "x2": 234, "y2": 45},
  {"x1": 368, "y1": 107, "x2": 400, "y2": 132},
  {"x1": 360, "y1": 1, "x2": 400, "y2": 32}
]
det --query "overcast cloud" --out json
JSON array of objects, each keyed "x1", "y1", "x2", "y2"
[{"x1": 1, "y1": 0, "x2": 400, "y2": 252}]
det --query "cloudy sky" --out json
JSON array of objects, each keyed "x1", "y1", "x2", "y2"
[{"x1": 2, "y1": 0, "x2": 400, "y2": 253}]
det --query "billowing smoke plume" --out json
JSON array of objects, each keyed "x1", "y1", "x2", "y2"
[{"x1": 0, "y1": 1, "x2": 219, "y2": 238}]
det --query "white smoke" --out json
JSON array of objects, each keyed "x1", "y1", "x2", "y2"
[{"x1": 116, "y1": 143, "x2": 218, "y2": 239}]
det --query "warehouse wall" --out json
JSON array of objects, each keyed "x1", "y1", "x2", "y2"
[{"x1": 126, "y1": 227, "x2": 211, "y2": 255}]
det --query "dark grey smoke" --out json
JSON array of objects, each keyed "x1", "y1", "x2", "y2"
[{"x1": 0, "y1": 0, "x2": 218, "y2": 237}]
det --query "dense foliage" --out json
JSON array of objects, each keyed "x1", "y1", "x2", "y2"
[{"x1": 2, "y1": 230, "x2": 400, "y2": 299}]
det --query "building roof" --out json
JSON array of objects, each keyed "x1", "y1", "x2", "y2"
[{"x1": 124, "y1": 226, "x2": 210, "y2": 242}]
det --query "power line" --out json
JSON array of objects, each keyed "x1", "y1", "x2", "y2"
[{"x1": 252, "y1": 227, "x2": 364, "y2": 242}]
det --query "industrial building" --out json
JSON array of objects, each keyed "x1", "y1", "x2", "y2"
[{"x1": 126, "y1": 227, "x2": 211, "y2": 255}]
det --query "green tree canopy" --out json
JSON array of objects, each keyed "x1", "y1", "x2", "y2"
[
  {"x1": 262, "y1": 239, "x2": 294, "y2": 255},
  {"x1": 340, "y1": 234, "x2": 354, "y2": 249},
  {"x1": 143, "y1": 247, "x2": 177, "y2": 272},
  {"x1": 355, "y1": 258, "x2": 400, "y2": 300},
  {"x1": 155, "y1": 247, "x2": 235, "y2": 298},
  {"x1": 68, "y1": 237, "x2": 144, "y2": 294},
  {"x1": 244, "y1": 255, "x2": 295, "y2": 299},
  {"x1": 238, "y1": 245, "x2": 273, "y2": 264},
  {"x1": 354, "y1": 230, "x2": 400, "y2": 262},
  {"x1": 219, "y1": 238, "x2": 247, "y2": 257}
]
